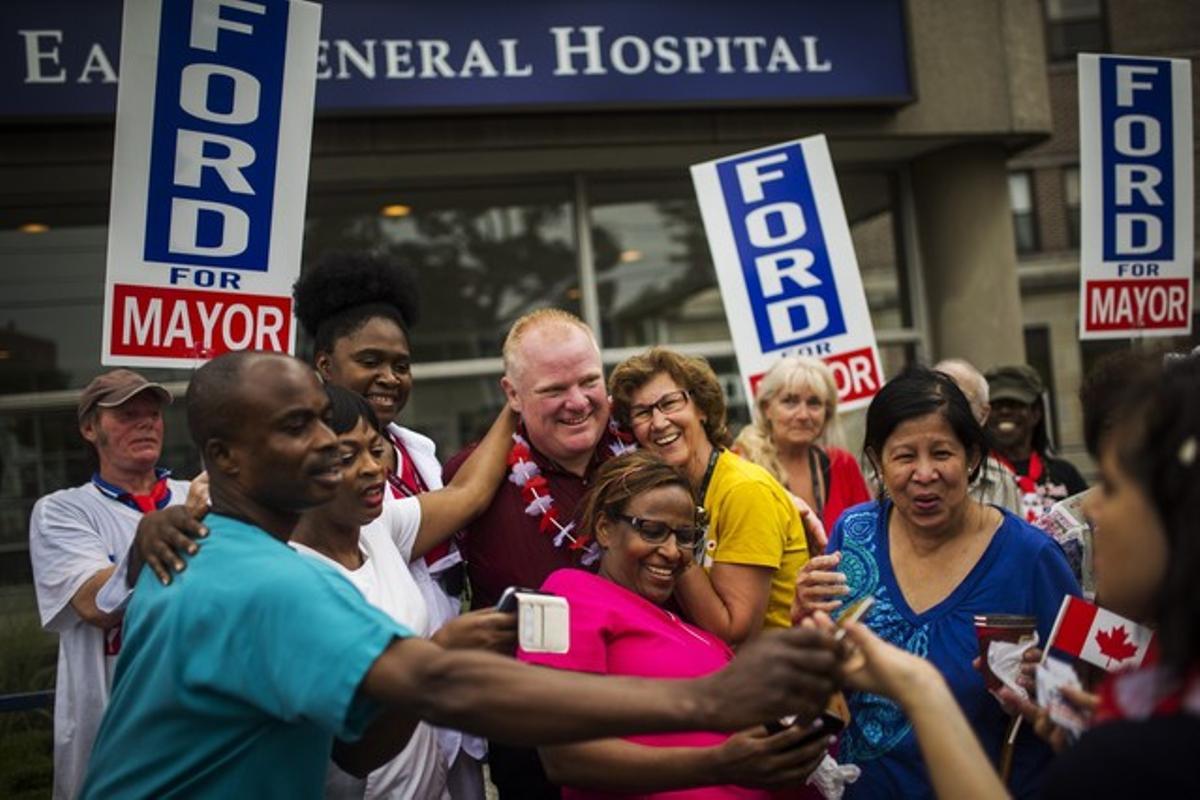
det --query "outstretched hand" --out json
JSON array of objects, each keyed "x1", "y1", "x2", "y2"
[
  {"x1": 705, "y1": 626, "x2": 839, "y2": 731},
  {"x1": 813, "y1": 612, "x2": 939, "y2": 707},
  {"x1": 995, "y1": 682, "x2": 1098, "y2": 753},
  {"x1": 790, "y1": 494, "x2": 828, "y2": 554},
  {"x1": 432, "y1": 609, "x2": 517, "y2": 653}
]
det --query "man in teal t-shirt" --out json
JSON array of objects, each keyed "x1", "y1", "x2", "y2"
[
  {"x1": 82, "y1": 352, "x2": 842, "y2": 799},
  {"x1": 82, "y1": 512, "x2": 407, "y2": 797}
]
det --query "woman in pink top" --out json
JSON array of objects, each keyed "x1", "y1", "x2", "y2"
[{"x1": 520, "y1": 451, "x2": 829, "y2": 799}]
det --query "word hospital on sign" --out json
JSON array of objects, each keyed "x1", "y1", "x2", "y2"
[{"x1": 716, "y1": 144, "x2": 848, "y2": 351}]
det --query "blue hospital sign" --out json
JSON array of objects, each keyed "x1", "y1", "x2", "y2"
[
  {"x1": 692, "y1": 136, "x2": 883, "y2": 411},
  {"x1": 1079, "y1": 54, "x2": 1193, "y2": 340},
  {"x1": 102, "y1": 0, "x2": 322, "y2": 367}
]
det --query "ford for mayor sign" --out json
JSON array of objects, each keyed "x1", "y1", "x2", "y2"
[
  {"x1": 1078, "y1": 53, "x2": 1193, "y2": 340},
  {"x1": 691, "y1": 135, "x2": 883, "y2": 411},
  {"x1": 102, "y1": 0, "x2": 321, "y2": 367}
]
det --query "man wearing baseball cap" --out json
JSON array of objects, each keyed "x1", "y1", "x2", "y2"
[
  {"x1": 985, "y1": 364, "x2": 1087, "y2": 528},
  {"x1": 29, "y1": 368, "x2": 192, "y2": 800}
]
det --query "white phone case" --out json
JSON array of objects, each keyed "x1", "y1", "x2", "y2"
[{"x1": 516, "y1": 592, "x2": 570, "y2": 654}]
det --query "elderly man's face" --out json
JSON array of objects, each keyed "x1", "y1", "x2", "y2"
[
  {"x1": 82, "y1": 392, "x2": 165, "y2": 475},
  {"x1": 502, "y1": 323, "x2": 609, "y2": 473}
]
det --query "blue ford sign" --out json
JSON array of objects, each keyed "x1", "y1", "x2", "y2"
[
  {"x1": 103, "y1": 0, "x2": 320, "y2": 367},
  {"x1": 692, "y1": 136, "x2": 884, "y2": 411},
  {"x1": 1098, "y1": 56, "x2": 1176, "y2": 263},
  {"x1": 1078, "y1": 53, "x2": 1193, "y2": 340},
  {"x1": 143, "y1": 0, "x2": 290, "y2": 271},
  {"x1": 3, "y1": 0, "x2": 910, "y2": 118},
  {"x1": 715, "y1": 143, "x2": 848, "y2": 351}
]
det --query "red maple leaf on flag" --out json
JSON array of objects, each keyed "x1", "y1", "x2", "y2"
[{"x1": 1095, "y1": 625, "x2": 1139, "y2": 667}]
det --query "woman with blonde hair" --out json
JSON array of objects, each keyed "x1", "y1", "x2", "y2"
[{"x1": 734, "y1": 356, "x2": 869, "y2": 550}]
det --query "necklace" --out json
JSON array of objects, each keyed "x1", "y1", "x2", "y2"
[
  {"x1": 662, "y1": 606, "x2": 718, "y2": 647},
  {"x1": 506, "y1": 421, "x2": 636, "y2": 565}
]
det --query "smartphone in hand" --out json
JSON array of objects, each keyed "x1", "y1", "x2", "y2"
[
  {"x1": 496, "y1": 585, "x2": 535, "y2": 613},
  {"x1": 496, "y1": 586, "x2": 570, "y2": 654}
]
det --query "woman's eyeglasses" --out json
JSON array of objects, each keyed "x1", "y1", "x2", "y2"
[
  {"x1": 628, "y1": 390, "x2": 689, "y2": 426},
  {"x1": 613, "y1": 513, "x2": 704, "y2": 551}
]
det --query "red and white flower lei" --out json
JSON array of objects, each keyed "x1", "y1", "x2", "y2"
[{"x1": 506, "y1": 421, "x2": 636, "y2": 566}]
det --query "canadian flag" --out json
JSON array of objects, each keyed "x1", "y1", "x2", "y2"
[{"x1": 1046, "y1": 596, "x2": 1156, "y2": 672}]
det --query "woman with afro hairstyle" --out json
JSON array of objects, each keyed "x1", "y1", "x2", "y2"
[{"x1": 294, "y1": 251, "x2": 510, "y2": 800}]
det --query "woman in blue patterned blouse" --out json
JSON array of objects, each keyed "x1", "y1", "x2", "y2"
[{"x1": 793, "y1": 366, "x2": 1079, "y2": 799}]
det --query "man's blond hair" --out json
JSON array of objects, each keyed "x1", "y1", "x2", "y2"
[{"x1": 502, "y1": 308, "x2": 599, "y2": 379}]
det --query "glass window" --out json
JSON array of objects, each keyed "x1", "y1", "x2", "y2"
[
  {"x1": 841, "y1": 172, "x2": 909, "y2": 331},
  {"x1": 394, "y1": 372, "x2": 509, "y2": 458},
  {"x1": 588, "y1": 170, "x2": 909, "y2": 348},
  {"x1": 1008, "y1": 172, "x2": 1039, "y2": 254},
  {"x1": 1063, "y1": 166, "x2": 1081, "y2": 248},
  {"x1": 1045, "y1": 0, "x2": 1106, "y2": 62},
  {"x1": 303, "y1": 181, "x2": 579, "y2": 363},
  {"x1": 588, "y1": 177, "x2": 732, "y2": 348},
  {"x1": 0, "y1": 169, "x2": 920, "y2": 586},
  {"x1": 0, "y1": 227, "x2": 201, "y2": 395}
]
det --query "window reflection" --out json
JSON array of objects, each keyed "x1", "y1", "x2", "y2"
[
  {"x1": 0, "y1": 227, "x2": 211, "y2": 394},
  {"x1": 590, "y1": 177, "x2": 732, "y2": 348},
  {"x1": 840, "y1": 172, "x2": 907, "y2": 331},
  {"x1": 303, "y1": 182, "x2": 579, "y2": 362},
  {"x1": 589, "y1": 171, "x2": 908, "y2": 347},
  {"x1": 1008, "y1": 171, "x2": 1039, "y2": 254},
  {"x1": 0, "y1": 171, "x2": 916, "y2": 587},
  {"x1": 399, "y1": 372, "x2": 508, "y2": 458}
]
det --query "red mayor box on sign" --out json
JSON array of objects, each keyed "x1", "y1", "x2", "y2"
[{"x1": 102, "y1": 0, "x2": 321, "y2": 367}]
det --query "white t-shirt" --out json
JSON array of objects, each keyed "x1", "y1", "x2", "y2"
[
  {"x1": 29, "y1": 478, "x2": 189, "y2": 800},
  {"x1": 291, "y1": 498, "x2": 449, "y2": 800},
  {"x1": 388, "y1": 424, "x2": 486, "y2": 765}
]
